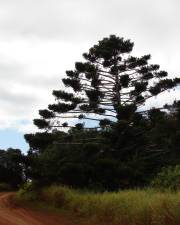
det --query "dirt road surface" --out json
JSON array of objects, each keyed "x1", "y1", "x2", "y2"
[{"x1": 0, "y1": 193, "x2": 72, "y2": 225}]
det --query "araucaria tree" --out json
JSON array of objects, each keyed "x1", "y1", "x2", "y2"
[{"x1": 34, "y1": 35, "x2": 180, "y2": 130}]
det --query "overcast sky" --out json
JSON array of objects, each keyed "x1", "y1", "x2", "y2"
[{"x1": 0, "y1": 0, "x2": 180, "y2": 151}]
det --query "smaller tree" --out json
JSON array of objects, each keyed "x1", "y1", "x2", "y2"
[{"x1": 0, "y1": 148, "x2": 25, "y2": 188}]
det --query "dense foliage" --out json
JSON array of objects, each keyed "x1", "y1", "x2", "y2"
[
  {"x1": 20, "y1": 35, "x2": 180, "y2": 190},
  {"x1": 152, "y1": 165, "x2": 180, "y2": 190},
  {"x1": 0, "y1": 148, "x2": 26, "y2": 188}
]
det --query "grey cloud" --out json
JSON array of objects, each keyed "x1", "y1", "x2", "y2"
[
  {"x1": 0, "y1": 62, "x2": 22, "y2": 76},
  {"x1": 0, "y1": 60, "x2": 62, "y2": 89},
  {"x1": 0, "y1": 86, "x2": 38, "y2": 105},
  {"x1": 1, "y1": 72, "x2": 62, "y2": 89},
  {"x1": 0, "y1": 0, "x2": 180, "y2": 132},
  {"x1": 0, "y1": 0, "x2": 179, "y2": 43},
  {"x1": 0, "y1": 0, "x2": 180, "y2": 75}
]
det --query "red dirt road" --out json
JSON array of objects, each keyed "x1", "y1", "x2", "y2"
[{"x1": 0, "y1": 193, "x2": 72, "y2": 225}]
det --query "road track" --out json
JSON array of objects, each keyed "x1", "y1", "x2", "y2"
[{"x1": 0, "y1": 193, "x2": 71, "y2": 225}]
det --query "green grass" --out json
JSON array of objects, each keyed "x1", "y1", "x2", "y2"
[{"x1": 16, "y1": 185, "x2": 180, "y2": 225}]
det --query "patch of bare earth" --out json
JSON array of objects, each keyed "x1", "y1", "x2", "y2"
[{"x1": 0, "y1": 193, "x2": 72, "y2": 225}]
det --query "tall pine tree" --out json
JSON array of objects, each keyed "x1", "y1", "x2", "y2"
[{"x1": 34, "y1": 35, "x2": 180, "y2": 131}]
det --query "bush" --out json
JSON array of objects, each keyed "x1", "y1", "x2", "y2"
[
  {"x1": 152, "y1": 165, "x2": 180, "y2": 190},
  {"x1": 16, "y1": 181, "x2": 39, "y2": 201}
]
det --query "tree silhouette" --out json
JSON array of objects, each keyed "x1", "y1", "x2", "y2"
[{"x1": 34, "y1": 35, "x2": 180, "y2": 131}]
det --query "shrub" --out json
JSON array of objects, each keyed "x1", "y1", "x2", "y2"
[
  {"x1": 152, "y1": 165, "x2": 180, "y2": 190},
  {"x1": 16, "y1": 181, "x2": 39, "y2": 201},
  {"x1": 41, "y1": 186, "x2": 73, "y2": 208}
]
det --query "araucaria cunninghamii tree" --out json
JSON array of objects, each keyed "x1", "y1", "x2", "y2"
[{"x1": 34, "y1": 35, "x2": 180, "y2": 130}]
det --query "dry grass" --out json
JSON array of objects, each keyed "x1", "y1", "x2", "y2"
[{"x1": 17, "y1": 185, "x2": 180, "y2": 225}]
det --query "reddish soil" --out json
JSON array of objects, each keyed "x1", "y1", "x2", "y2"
[{"x1": 0, "y1": 193, "x2": 72, "y2": 225}]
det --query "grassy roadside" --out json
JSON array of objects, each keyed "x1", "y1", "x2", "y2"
[{"x1": 16, "y1": 185, "x2": 180, "y2": 225}]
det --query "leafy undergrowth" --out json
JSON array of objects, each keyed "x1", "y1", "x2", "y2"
[{"x1": 16, "y1": 185, "x2": 180, "y2": 225}]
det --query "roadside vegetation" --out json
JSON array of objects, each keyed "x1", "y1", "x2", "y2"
[
  {"x1": 17, "y1": 184, "x2": 180, "y2": 225},
  {"x1": 16, "y1": 165, "x2": 180, "y2": 225}
]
